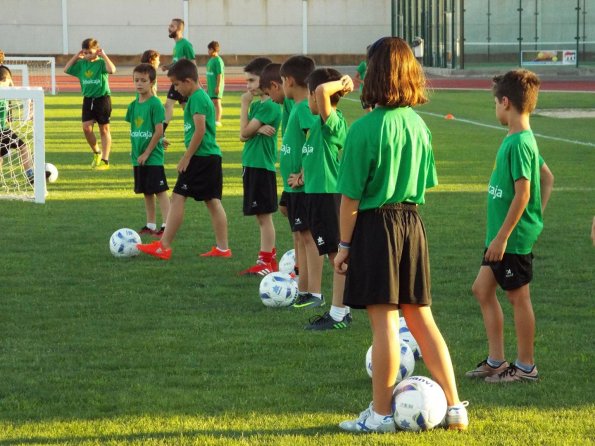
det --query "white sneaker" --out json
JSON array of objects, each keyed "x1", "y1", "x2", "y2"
[
  {"x1": 445, "y1": 401, "x2": 469, "y2": 430},
  {"x1": 339, "y1": 403, "x2": 396, "y2": 433}
]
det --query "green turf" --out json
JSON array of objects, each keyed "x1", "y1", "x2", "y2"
[{"x1": 1, "y1": 89, "x2": 594, "y2": 445}]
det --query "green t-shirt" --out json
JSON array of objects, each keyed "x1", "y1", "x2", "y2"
[
  {"x1": 281, "y1": 97, "x2": 294, "y2": 137},
  {"x1": 125, "y1": 96, "x2": 166, "y2": 166},
  {"x1": 65, "y1": 58, "x2": 110, "y2": 98},
  {"x1": 184, "y1": 88, "x2": 221, "y2": 157},
  {"x1": 356, "y1": 60, "x2": 367, "y2": 92},
  {"x1": 280, "y1": 99, "x2": 316, "y2": 193},
  {"x1": 302, "y1": 109, "x2": 347, "y2": 193},
  {"x1": 172, "y1": 38, "x2": 195, "y2": 63},
  {"x1": 206, "y1": 55, "x2": 225, "y2": 98},
  {"x1": 337, "y1": 106, "x2": 437, "y2": 211},
  {"x1": 242, "y1": 97, "x2": 282, "y2": 172},
  {"x1": 0, "y1": 99, "x2": 7, "y2": 130},
  {"x1": 485, "y1": 130, "x2": 543, "y2": 254}
]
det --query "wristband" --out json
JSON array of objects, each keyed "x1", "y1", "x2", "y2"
[{"x1": 338, "y1": 241, "x2": 351, "y2": 250}]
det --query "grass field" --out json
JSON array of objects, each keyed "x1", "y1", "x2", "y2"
[{"x1": 1, "y1": 88, "x2": 594, "y2": 445}]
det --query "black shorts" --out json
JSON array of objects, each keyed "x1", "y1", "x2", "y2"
[
  {"x1": 481, "y1": 250, "x2": 534, "y2": 290},
  {"x1": 242, "y1": 167, "x2": 278, "y2": 215},
  {"x1": 286, "y1": 191, "x2": 308, "y2": 232},
  {"x1": 173, "y1": 155, "x2": 222, "y2": 201},
  {"x1": 82, "y1": 95, "x2": 112, "y2": 124},
  {"x1": 133, "y1": 165, "x2": 169, "y2": 195},
  {"x1": 305, "y1": 193, "x2": 340, "y2": 255},
  {"x1": 167, "y1": 84, "x2": 188, "y2": 104},
  {"x1": 0, "y1": 129, "x2": 25, "y2": 156},
  {"x1": 279, "y1": 191, "x2": 289, "y2": 208},
  {"x1": 343, "y1": 203, "x2": 431, "y2": 309}
]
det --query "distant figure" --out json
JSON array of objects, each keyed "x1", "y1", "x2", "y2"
[
  {"x1": 140, "y1": 49, "x2": 161, "y2": 95},
  {"x1": 412, "y1": 36, "x2": 424, "y2": 65},
  {"x1": 206, "y1": 41, "x2": 225, "y2": 127}
]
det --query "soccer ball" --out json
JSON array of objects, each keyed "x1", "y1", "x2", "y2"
[
  {"x1": 399, "y1": 317, "x2": 422, "y2": 360},
  {"x1": 393, "y1": 376, "x2": 447, "y2": 431},
  {"x1": 365, "y1": 342, "x2": 415, "y2": 383},
  {"x1": 278, "y1": 249, "x2": 296, "y2": 274},
  {"x1": 259, "y1": 272, "x2": 298, "y2": 307},
  {"x1": 45, "y1": 163, "x2": 58, "y2": 183},
  {"x1": 109, "y1": 228, "x2": 141, "y2": 258}
]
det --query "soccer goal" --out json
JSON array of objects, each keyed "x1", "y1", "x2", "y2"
[
  {"x1": 0, "y1": 87, "x2": 46, "y2": 203},
  {"x1": 4, "y1": 57, "x2": 56, "y2": 95}
]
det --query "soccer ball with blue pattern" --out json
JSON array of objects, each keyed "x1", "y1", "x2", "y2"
[
  {"x1": 399, "y1": 317, "x2": 422, "y2": 360},
  {"x1": 109, "y1": 228, "x2": 141, "y2": 258},
  {"x1": 278, "y1": 249, "x2": 296, "y2": 274},
  {"x1": 365, "y1": 342, "x2": 415, "y2": 383},
  {"x1": 259, "y1": 272, "x2": 298, "y2": 307},
  {"x1": 392, "y1": 376, "x2": 447, "y2": 431}
]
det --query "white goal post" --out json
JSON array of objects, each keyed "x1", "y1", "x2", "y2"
[
  {"x1": 4, "y1": 57, "x2": 56, "y2": 95},
  {"x1": 0, "y1": 87, "x2": 46, "y2": 203}
]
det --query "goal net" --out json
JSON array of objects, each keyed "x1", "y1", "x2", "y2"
[
  {"x1": 4, "y1": 57, "x2": 56, "y2": 95},
  {"x1": 0, "y1": 87, "x2": 46, "y2": 203}
]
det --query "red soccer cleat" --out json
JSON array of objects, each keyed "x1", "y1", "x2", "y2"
[
  {"x1": 136, "y1": 240, "x2": 172, "y2": 260},
  {"x1": 200, "y1": 246, "x2": 232, "y2": 257}
]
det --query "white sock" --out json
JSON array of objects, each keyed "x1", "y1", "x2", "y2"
[
  {"x1": 310, "y1": 292, "x2": 322, "y2": 299},
  {"x1": 370, "y1": 409, "x2": 391, "y2": 424},
  {"x1": 146, "y1": 222, "x2": 157, "y2": 230},
  {"x1": 329, "y1": 305, "x2": 347, "y2": 321},
  {"x1": 216, "y1": 246, "x2": 229, "y2": 252}
]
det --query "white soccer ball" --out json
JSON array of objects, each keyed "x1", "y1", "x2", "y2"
[
  {"x1": 278, "y1": 249, "x2": 296, "y2": 274},
  {"x1": 392, "y1": 376, "x2": 447, "y2": 431},
  {"x1": 365, "y1": 342, "x2": 415, "y2": 383},
  {"x1": 109, "y1": 228, "x2": 141, "y2": 258},
  {"x1": 399, "y1": 317, "x2": 422, "y2": 360},
  {"x1": 259, "y1": 271, "x2": 298, "y2": 307},
  {"x1": 45, "y1": 163, "x2": 58, "y2": 183}
]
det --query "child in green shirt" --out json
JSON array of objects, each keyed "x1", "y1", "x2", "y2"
[
  {"x1": 64, "y1": 38, "x2": 116, "y2": 170},
  {"x1": 206, "y1": 41, "x2": 225, "y2": 127}
]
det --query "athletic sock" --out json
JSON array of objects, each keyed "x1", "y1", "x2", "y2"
[
  {"x1": 216, "y1": 246, "x2": 229, "y2": 253},
  {"x1": 310, "y1": 292, "x2": 322, "y2": 299},
  {"x1": 487, "y1": 357, "x2": 505, "y2": 368},
  {"x1": 146, "y1": 222, "x2": 157, "y2": 231},
  {"x1": 329, "y1": 305, "x2": 347, "y2": 321},
  {"x1": 514, "y1": 360, "x2": 535, "y2": 373},
  {"x1": 258, "y1": 250, "x2": 275, "y2": 263},
  {"x1": 370, "y1": 409, "x2": 391, "y2": 425}
]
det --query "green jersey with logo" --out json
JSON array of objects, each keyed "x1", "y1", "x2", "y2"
[
  {"x1": 66, "y1": 58, "x2": 110, "y2": 98},
  {"x1": 242, "y1": 97, "x2": 282, "y2": 172},
  {"x1": 184, "y1": 88, "x2": 221, "y2": 157},
  {"x1": 206, "y1": 55, "x2": 225, "y2": 98},
  {"x1": 172, "y1": 38, "x2": 195, "y2": 63},
  {"x1": 302, "y1": 109, "x2": 347, "y2": 194},
  {"x1": 280, "y1": 99, "x2": 316, "y2": 193},
  {"x1": 125, "y1": 96, "x2": 166, "y2": 166},
  {"x1": 281, "y1": 97, "x2": 294, "y2": 137},
  {"x1": 486, "y1": 130, "x2": 543, "y2": 254},
  {"x1": 337, "y1": 106, "x2": 437, "y2": 211}
]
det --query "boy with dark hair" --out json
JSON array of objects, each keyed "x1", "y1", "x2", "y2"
[
  {"x1": 125, "y1": 63, "x2": 169, "y2": 237},
  {"x1": 161, "y1": 19, "x2": 195, "y2": 132},
  {"x1": 64, "y1": 38, "x2": 116, "y2": 170},
  {"x1": 302, "y1": 68, "x2": 354, "y2": 330},
  {"x1": 279, "y1": 56, "x2": 319, "y2": 307},
  {"x1": 238, "y1": 57, "x2": 282, "y2": 275},
  {"x1": 467, "y1": 69, "x2": 552, "y2": 383},
  {"x1": 206, "y1": 41, "x2": 225, "y2": 127},
  {"x1": 137, "y1": 59, "x2": 230, "y2": 260},
  {"x1": 140, "y1": 50, "x2": 161, "y2": 95}
]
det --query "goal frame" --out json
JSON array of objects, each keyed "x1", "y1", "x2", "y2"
[
  {"x1": 4, "y1": 56, "x2": 56, "y2": 95},
  {"x1": 0, "y1": 87, "x2": 46, "y2": 203}
]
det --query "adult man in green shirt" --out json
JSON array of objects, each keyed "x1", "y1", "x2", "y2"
[{"x1": 161, "y1": 19, "x2": 196, "y2": 131}]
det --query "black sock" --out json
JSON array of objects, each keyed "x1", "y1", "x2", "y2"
[
  {"x1": 101, "y1": 159, "x2": 109, "y2": 165},
  {"x1": 163, "y1": 122, "x2": 169, "y2": 134}
]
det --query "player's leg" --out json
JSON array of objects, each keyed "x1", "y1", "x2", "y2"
[
  {"x1": 144, "y1": 193, "x2": 157, "y2": 229},
  {"x1": 295, "y1": 230, "x2": 309, "y2": 292},
  {"x1": 160, "y1": 192, "x2": 186, "y2": 249},
  {"x1": 95, "y1": 95, "x2": 112, "y2": 166},
  {"x1": 156, "y1": 190, "x2": 170, "y2": 227},
  {"x1": 204, "y1": 198, "x2": 229, "y2": 251},
  {"x1": 97, "y1": 123, "x2": 111, "y2": 165},
  {"x1": 506, "y1": 284, "x2": 535, "y2": 365},
  {"x1": 82, "y1": 120, "x2": 98, "y2": 152},
  {"x1": 471, "y1": 266, "x2": 506, "y2": 363},
  {"x1": 256, "y1": 212, "x2": 275, "y2": 253},
  {"x1": 302, "y1": 229, "x2": 323, "y2": 295},
  {"x1": 212, "y1": 98, "x2": 222, "y2": 124}
]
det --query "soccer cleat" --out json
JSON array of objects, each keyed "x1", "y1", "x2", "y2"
[
  {"x1": 292, "y1": 293, "x2": 325, "y2": 309},
  {"x1": 154, "y1": 226, "x2": 166, "y2": 238},
  {"x1": 445, "y1": 401, "x2": 469, "y2": 430},
  {"x1": 305, "y1": 311, "x2": 351, "y2": 330},
  {"x1": 139, "y1": 226, "x2": 156, "y2": 236},
  {"x1": 91, "y1": 152, "x2": 101, "y2": 168},
  {"x1": 465, "y1": 359, "x2": 509, "y2": 378},
  {"x1": 136, "y1": 240, "x2": 171, "y2": 260},
  {"x1": 95, "y1": 162, "x2": 110, "y2": 171},
  {"x1": 485, "y1": 364, "x2": 539, "y2": 383},
  {"x1": 238, "y1": 261, "x2": 274, "y2": 276},
  {"x1": 200, "y1": 246, "x2": 232, "y2": 258},
  {"x1": 339, "y1": 403, "x2": 396, "y2": 434}
]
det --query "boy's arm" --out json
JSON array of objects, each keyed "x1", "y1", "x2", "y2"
[
  {"x1": 137, "y1": 123, "x2": 164, "y2": 165},
  {"x1": 334, "y1": 195, "x2": 360, "y2": 275},
  {"x1": 215, "y1": 74, "x2": 222, "y2": 96},
  {"x1": 63, "y1": 51, "x2": 83, "y2": 74},
  {"x1": 315, "y1": 75, "x2": 354, "y2": 122},
  {"x1": 485, "y1": 178, "x2": 531, "y2": 262},
  {"x1": 239, "y1": 92, "x2": 266, "y2": 141},
  {"x1": 540, "y1": 162, "x2": 554, "y2": 213},
  {"x1": 178, "y1": 113, "x2": 205, "y2": 173},
  {"x1": 97, "y1": 49, "x2": 116, "y2": 74}
]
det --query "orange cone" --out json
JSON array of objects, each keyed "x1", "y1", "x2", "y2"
[{"x1": 445, "y1": 113, "x2": 455, "y2": 120}]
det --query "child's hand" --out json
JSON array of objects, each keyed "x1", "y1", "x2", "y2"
[
  {"x1": 241, "y1": 91, "x2": 254, "y2": 103},
  {"x1": 96, "y1": 48, "x2": 105, "y2": 57},
  {"x1": 288, "y1": 173, "x2": 304, "y2": 189},
  {"x1": 334, "y1": 249, "x2": 350, "y2": 275},
  {"x1": 77, "y1": 50, "x2": 85, "y2": 59},
  {"x1": 256, "y1": 125, "x2": 276, "y2": 136},
  {"x1": 162, "y1": 137, "x2": 170, "y2": 150},
  {"x1": 484, "y1": 237, "x2": 507, "y2": 262},
  {"x1": 340, "y1": 75, "x2": 354, "y2": 94},
  {"x1": 137, "y1": 152, "x2": 149, "y2": 165},
  {"x1": 177, "y1": 154, "x2": 191, "y2": 173}
]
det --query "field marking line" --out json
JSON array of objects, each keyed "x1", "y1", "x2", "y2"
[{"x1": 343, "y1": 98, "x2": 595, "y2": 148}]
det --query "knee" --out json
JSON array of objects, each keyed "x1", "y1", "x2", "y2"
[
  {"x1": 99, "y1": 125, "x2": 110, "y2": 135},
  {"x1": 471, "y1": 281, "x2": 489, "y2": 303},
  {"x1": 82, "y1": 125, "x2": 93, "y2": 135}
]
